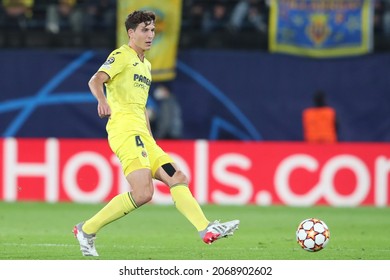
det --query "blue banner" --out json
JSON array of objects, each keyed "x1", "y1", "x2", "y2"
[
  {"x1": 1, "y1": 50, "x2": 390, "y2": 141},
  {"x1": 269, "y1": 0, "x2": 373, "y2": 57}
]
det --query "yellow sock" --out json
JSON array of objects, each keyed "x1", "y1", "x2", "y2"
[
  {"x1": 170, "y1": 184, "x2": 209, "y2": 231},
  {"x1": 82, "y1": 192, "x2": 137, "y2": 234}
]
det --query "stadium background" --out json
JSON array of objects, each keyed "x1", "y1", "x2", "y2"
[{"x1": 1, "y1": 0, "x2": 389, "y2": 206}]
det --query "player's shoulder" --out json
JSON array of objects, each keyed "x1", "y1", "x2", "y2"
[
  {"x1": 107, "y1": 45, "x2": 127, "y2": 58},
  {"x1": 144, "y1": 57, "x2": 152, "y2": 69},
  {"x1": 102, "y1": 46, "x2": 133, "y2": 67},
  {"x1": 144, "y1": 56, "x2": 151, "y2": 65}
]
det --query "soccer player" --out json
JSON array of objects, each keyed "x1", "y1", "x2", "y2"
[{"x1": 73, "y1": 10, "x2": 239, "y2": 257}]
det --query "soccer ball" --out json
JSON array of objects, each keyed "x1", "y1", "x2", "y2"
[{"x1": 296, "y1": 218, "x2": 330, "y2": 252}]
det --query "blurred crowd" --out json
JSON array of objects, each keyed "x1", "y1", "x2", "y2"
[
  {"x1": 1, "y1": 0, "x2": 390, "y2": 50},
  {"x1": 0, "y1": 0, "x2": 116, "y2": 47},
  {"x1": 182, "y1": 0, "x2": 270, "y2": 34},
  {"x1": 0, "y1": 0, "x2": 116, "y2": 32}
]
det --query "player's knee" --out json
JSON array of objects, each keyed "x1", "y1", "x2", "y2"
[
  {"x1": 138, "y1": 191, "x2": 153, "y2": 205},
  {"x1": 161, "y1": 163, "x2": 188, "y2": 185},
  {"x1": 172, "y1": 170, "x2": 188, "y2": 185},
  {"x1": 133, "y1": 185, "x2": 154, "y2": 205}
]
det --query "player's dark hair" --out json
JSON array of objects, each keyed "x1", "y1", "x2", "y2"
[{"x1": 125, "y1": 10, "x2": 156, "y2": 32}]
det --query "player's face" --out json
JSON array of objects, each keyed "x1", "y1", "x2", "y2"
[{"x1": 130, "y1": 22, "x2": 155, "y2": 51}]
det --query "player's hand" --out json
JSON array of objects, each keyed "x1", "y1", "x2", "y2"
[
  {"x1": 99, "y1": 113, "x2": 111, "y2": 119},
  {"x1": 97, "y1": 102, "x2": 111, "y2": 119}
]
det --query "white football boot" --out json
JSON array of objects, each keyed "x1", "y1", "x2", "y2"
[
  {"x1": 73, "y1": 222, "x2": 99, "y2": 257},
  {"x1": 201, "y1": 220, "x2": 240, "y2": 244}
]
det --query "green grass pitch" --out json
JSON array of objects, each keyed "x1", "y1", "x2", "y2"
[{"x1": 0, "y1": 201, "x2": 389, "y2": 260}]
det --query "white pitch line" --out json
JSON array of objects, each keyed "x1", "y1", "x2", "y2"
[{"x1": 1, "y1": 243, "x2": 77, "y2": 247}]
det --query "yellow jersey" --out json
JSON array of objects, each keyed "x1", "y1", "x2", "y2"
[
  {"x1": 98, "y1": 44, "x2": 152, "y2": 135},
  {"x1": 97, "y1": 45, "x2": 173, "y2": 176}
]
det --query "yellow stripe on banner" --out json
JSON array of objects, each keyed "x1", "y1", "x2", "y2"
[{"x1": 117, "y1": 0, "x2": 182, "y2": 81}]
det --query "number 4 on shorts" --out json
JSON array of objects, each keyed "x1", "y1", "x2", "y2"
[{"x1": 135, "y1": 135, "x2": 144, "y2": 148}]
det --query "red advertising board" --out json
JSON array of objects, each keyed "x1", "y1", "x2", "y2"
[{"x1": 0, "y1": 138, "x2": 389, "y2": 206}]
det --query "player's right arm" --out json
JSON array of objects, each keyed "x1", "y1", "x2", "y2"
[{"x1": 88, "y1": 71, "x2": 111, "y2": 119}]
